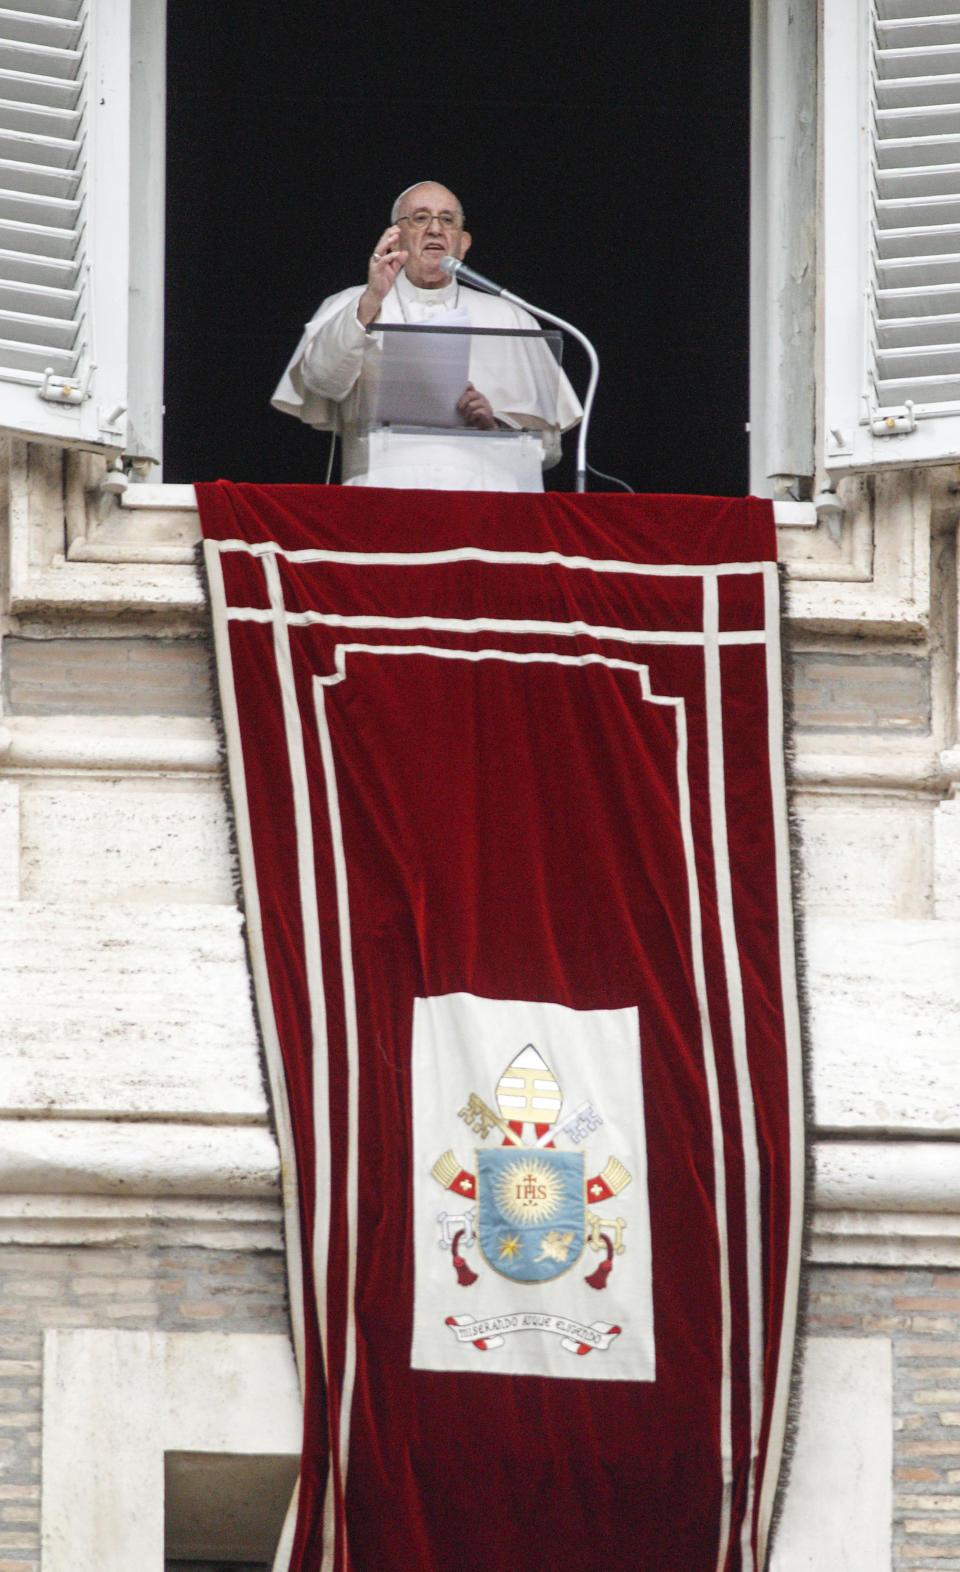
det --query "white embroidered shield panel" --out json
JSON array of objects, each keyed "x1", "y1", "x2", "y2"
[{"x1": 411, "y1": 993, "x2": 655, "y2": 1381}]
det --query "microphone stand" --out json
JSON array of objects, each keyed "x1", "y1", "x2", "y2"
[{"x1": 441, "y1": 258, "x2": 599, "y2": 492}]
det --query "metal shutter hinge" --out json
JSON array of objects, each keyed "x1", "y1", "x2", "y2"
[
  {"x1": 864, "y1": 396, "x2": 916, "y2": 437},
  {"x1": 39, "y1": 364, "x2": 95, "y2": 406}
]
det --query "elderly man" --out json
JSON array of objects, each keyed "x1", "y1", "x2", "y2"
[{"x1": 272, "y1": 181, "x2": 582, "y2": 490}]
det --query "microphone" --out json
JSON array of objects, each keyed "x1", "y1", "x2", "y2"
[
  {"x1": 439, "y1": 256, "x2": 504, "y2": 296},
  {"x1": 439, "y1": 255, "x2": 600, "y2": 493}
]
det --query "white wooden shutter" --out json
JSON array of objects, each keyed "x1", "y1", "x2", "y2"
[
  {"x1": 823, "y1": 0, "x2": 960, "y2": 472},
  {"x1": 0, "y1": 0, "x2": 147, "y2": 452}
]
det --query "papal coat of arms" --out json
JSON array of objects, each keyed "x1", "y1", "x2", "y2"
[
  {"x1": 410, "y1": 993, "x2": 654, "y2": 1381},
  {"x1": 427, "y1": 1039, "x2": 636, "y2": 1358}
]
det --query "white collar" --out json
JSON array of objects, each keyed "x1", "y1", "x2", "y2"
[{"x1": 396, "y1": 269, "x2": 457, "y2": 307}]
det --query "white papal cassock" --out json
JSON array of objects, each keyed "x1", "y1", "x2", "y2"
[{"x1": 272, "y1": 270, "x2": 583, "y2": 491}]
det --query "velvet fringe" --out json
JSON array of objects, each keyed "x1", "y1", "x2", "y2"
[
  {"x1": 763, "y1": 559, "x2": 816, "y2": 1567},
  {"x1": 193, "y1": 539, "x2": 288, "y2": 1222}
]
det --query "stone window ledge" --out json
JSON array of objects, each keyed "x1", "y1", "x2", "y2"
[{"x1": 7, "y1": 441, "x2": 933, "y2": 636}]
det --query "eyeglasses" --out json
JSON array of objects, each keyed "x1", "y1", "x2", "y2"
[{"x1": 397, "y1": 209, "x2": 463, "y2": 230}]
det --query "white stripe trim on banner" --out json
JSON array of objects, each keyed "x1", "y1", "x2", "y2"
[
  {"x1": 327, "y1": 642, "x2": 702, "y2": 678},
  {"x1": 313, "y1": 638, "x2": 736, "y2": 1571},
  {"x1": 214, "y1": 535, "x2": 771, "y2": 578},
  {"x1": 221, "y1": 603, "x2": 769, "y2": 647},
  {"x1": 312, "y1": 680, "x2": 362, "y2": 1556},
  {"x1": 702, "y1": 573, "x2": 765, "y2": 1571},
  {"x1": 204, "y1": 542, "x2": 308, "y2": 1375},
  {"x1": 665, "y1": 665, "x2": 735, "y2": 1571},
  {"x1": 260, "y1": 554, "x2": 341, "y2": 1572},
  {"x1": 204, "y1": 542, "x2": 309, "y2": 1572}
]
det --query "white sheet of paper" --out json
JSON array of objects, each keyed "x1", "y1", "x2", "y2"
[{"x1": 372, "y1": 308, "x2": 472, "y2": 428}]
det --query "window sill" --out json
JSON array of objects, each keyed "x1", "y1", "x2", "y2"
[{"x1": 3, "y1": 441, "x2": 931, "y2": 640}]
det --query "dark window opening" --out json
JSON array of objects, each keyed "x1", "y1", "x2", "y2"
[
  {"x1": 164, "y1": 3, "x2": 749, "y2": 495},
  {"x1": 164, "y1": 1451, "x2": 298, "y2": 1569}
]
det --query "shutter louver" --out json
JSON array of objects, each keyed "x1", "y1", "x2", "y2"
[
  {"x1": 0, "y1": 0, "x2": 148, "y2": 454},
  {"x1": 873, "y1": 1, "x2": 960, "y2": 413},
  {"x1": 823, "y1": 0, "x2": 960, "y2": 471},
  {"x1": 0, "y1": 1, "x2": 84, "y2": 387}
]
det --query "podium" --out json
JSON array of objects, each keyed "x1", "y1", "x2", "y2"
[{"x1": 342, "y1": 322, "x2": 566, "y2": 491}]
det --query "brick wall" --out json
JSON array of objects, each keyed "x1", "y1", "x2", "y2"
[
  {"x1": 4, "y1": 1251, "x2": 955, "y2": 1568},
  {"x1": 1, "y1": 639, "x2": 937, "y2": 738},
  {"x1": 4, "y1": 1252, "x2": 957, "y2": 1567},
  {"x1": 790, "y1": 651, "x2": 932, "y2": 734},
  {"x1": 809, "y1": 1266, "x2": 960, "y2": 1568},
  {"x1": 0, "y1": 1244, "x2": 288, "y2": 1572}
]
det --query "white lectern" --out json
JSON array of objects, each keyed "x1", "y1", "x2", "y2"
[{"x1": 342, "y1": 323, "x2": 565, "y2": 491}]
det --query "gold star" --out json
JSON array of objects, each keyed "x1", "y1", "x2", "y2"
[{"x1": 497, "y1": 1234, "x2": 522, "y2": 1261}]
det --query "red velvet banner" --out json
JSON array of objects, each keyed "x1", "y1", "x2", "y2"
[{"x1": 197, "y1": 484, "x2": 804, "y2": 1572}]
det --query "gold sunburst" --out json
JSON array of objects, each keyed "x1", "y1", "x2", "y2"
[{"x1": 493, "y1": 1157, "x2": 563, "y2": 1227}]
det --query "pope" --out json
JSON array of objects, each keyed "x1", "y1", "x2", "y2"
[{"x1": 272, "y1": 180, "x2": 582, "y2": 490}]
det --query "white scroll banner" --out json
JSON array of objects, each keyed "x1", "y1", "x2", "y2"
[{"x1": 445, "y1": 1312, "x2": 622, "y2": 1354}]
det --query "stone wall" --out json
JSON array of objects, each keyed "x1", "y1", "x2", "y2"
[{"x1": 2, "y1": 446, "x2": 960, "y2": 1565}]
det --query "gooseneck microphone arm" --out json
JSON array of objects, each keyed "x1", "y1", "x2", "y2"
[{"x1": 440, "y1": 256, "x2": 599, "y2": 493}]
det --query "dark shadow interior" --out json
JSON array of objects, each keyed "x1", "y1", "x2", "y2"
[{"x1": 164, "y1": 3, "x2": 750, "y2": 496}]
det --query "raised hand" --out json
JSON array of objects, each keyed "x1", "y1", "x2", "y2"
[{"x1": 357, "y1": 226, "x2": 408, "y2": 326}]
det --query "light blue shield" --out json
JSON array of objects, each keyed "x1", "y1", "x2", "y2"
[{"x1": 476, "y1": 1147, "x2": 585, "y2": 1283}]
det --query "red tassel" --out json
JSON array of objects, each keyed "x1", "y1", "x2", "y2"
[
  {"x1": 452, "y1": 1229, "x2": 478, "y2": 1286},
  {"x1": 585, "y1": 1233, "x2": 614, "y2": 1290},
  {"x1": 585, "y1": 1259, "x2": 612, "y2": 1290}
]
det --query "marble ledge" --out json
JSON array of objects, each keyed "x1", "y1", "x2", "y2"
[
  {"x1": 0, "y1": 1124, "x2": 953, "y2": 1262},
  {"x1": 0, "y1": 714, "x2": 220, "y2": 774},
  {"x1": 118, "y1": 487, "x2": 813, "y2": 525},
  {"x1": 0, "y1": 714, "x2": 945, "y2": 793},
  {"x1": 0, "y1": 1122, "x2": 945, "y2": 1210}
]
